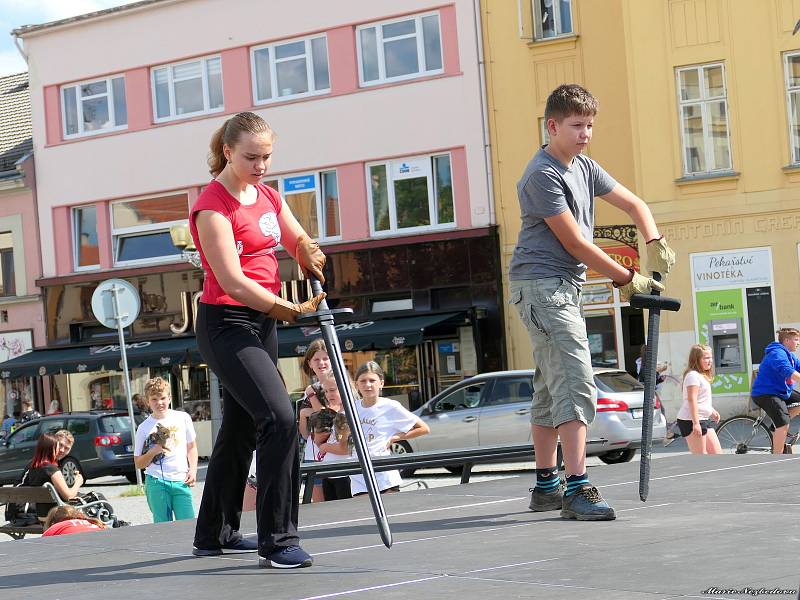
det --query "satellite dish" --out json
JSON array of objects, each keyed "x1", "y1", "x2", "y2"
[{"x1": 91, "y1": 279, "x2": 140, "y2": 329}]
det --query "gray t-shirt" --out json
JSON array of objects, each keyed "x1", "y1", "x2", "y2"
[{"x1": 509, "y1": 147, "x2": 617, "y2": 287}]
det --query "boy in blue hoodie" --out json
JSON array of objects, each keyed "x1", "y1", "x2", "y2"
[{"x1": 751, "y1": 328, "x2": 800, "y2": 453}]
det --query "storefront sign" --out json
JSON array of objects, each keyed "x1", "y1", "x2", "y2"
[
  {"x1": 392, "y1": 158, "x2": 429, "y2": 180},
  {"x1": 587, "y1": 245, "x2": 639, "y2": 280},
  {"x1": 0, "y1": 330, "x2": 32, "y2": 363},
  {"x1": 691, "y1": 248, "x2": 772, "y2": 290},
  {"x1": 283, "y1": 175, "x2": 315, "y2": 193}
]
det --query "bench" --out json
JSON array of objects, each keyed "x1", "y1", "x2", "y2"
[
  {"x1": 0, "y1": 483, "x2": 117, "y2": 539},
  {"x1": 0, "y1": 483, "x2": 61, "y2": 539},
  {"x1": 299, "y1": 440, "x2": 606, "y2": 504}
]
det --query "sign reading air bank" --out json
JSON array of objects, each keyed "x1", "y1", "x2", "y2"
[{"x1": 690, "y1": 247, "x2": 772, "y2": 290}]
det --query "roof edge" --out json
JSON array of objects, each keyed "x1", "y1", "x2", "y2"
[{"x1": 12, "y1": 0, "x2": 186, "y2": 38}]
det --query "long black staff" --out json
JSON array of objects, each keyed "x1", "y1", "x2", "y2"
[
  {"x1": 298, "y1": 277, "x2": 392, "y2": 548},
  {"x1": 629, "y1": 273, "x2": 681, "y2": 501}
]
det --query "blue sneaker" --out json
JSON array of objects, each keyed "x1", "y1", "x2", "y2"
[
  {"x1": 259, "y1": 545, "x2": 313, "y2": 569},
  {"x1": 561, "y1": 485, "x2": 616, "y2": 521}
]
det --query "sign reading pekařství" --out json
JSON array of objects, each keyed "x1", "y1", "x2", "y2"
[{"x1": 690, "y1": 247, "x2": 772, "y2": 290}]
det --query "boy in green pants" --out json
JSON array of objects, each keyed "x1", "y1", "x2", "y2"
[
  {"x1": 134, "y1": 377, "x2": 198, "y2": 522},
  {"x1": 510, "y1": 84, "x2": 675, "y2": 520}
]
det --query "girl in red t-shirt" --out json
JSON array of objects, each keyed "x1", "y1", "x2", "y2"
[{"x1": 190, "y1": 112, "x2": 325, "y2": 570}]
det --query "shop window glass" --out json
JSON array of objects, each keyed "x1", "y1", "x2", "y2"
[
  {"x1": 111, "y1": 194, "x2": 188, "y2": 265},
  {"x1": 367, "y1": 153, "x2": 455, "y2": 234},
  {"x1": 73, "y1": 206, "x2": 99, "y2": 269},
  {"x1": 264, "y1": 172, "x2": 340, "y2": 241},
  {"x1": 586, "y1": 313, "x2": 618, "y2": 368}
]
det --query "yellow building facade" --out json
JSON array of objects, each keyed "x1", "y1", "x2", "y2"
[{"x1": 482, "y1": 0, "x2": 800, "y2": 418}]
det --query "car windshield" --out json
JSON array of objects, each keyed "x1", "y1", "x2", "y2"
[
  {"x1": 594, "y1": 371, "x2": 644, "y2": 393},
  {"x1": 99, "y1": 414, "x2": 146, "y2": 433}
]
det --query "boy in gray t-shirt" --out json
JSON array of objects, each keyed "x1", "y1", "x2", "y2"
[{"x1": 509, "y1": 84, "x2": 675, "y2": 521}]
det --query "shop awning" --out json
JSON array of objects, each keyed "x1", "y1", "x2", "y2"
[
  {"x1": 277, "y1": 312, "x2": 466, "y2": 357},
  {"x1": 0, "y1": 336, "x2": 202, "y2": 379}
]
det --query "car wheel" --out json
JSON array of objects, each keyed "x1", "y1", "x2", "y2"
[
  {"x1": 598, "y1": 449, "x2": 636, "y2": 464},
  {"x1": 390, "y1": 440, "x2": 416, "y2": 477},
  {"x1": 60, "y1": 457, "x2": 82, "y2": 486}
]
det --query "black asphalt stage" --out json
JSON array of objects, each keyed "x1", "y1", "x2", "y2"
[{"x1": 3, "y1": 453, "x2": 799, "y2": 600}]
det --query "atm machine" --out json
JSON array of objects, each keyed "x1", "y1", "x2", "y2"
[{"x1": 709, "y1": 318, "x2": 745, "y2": 374}]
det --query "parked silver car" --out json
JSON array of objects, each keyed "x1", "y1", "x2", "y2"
[{"x1": 394, "y1": 368, "x2": 665, "y2": 469}]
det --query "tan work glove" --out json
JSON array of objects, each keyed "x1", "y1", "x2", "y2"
[
  {"x1": 645, "y1": 237, "x2": 676, "y2": 278},
  {"x1": 615, "y1": 271, "x2": 664, "y2": 302},
  {"x1": 296, "y1": 234, "x2": 326, "y2": 284},
  {"x1": 267, "y1": 293, "x2": 326, "y2": 324}
]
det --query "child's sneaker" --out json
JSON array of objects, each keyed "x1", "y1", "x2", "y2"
[
  {"x1": 259, "y1": 545, "x2": 313, "y2": 569},
  {"x1": 528, "y1": 485, "x2": 563, "y2": 512},
  {"x1": 561, "y1": 485, "x2": 616, "y2": 521}
]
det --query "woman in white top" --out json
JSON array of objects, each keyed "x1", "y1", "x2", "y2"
[{"x1": 676, "y1": 344, "x2": 721, "y2": 454}]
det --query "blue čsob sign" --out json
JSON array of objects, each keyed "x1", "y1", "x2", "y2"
[
  {"x1": 438, "y1": 342, "x2": 454, "y2": 353},
  {"x1": 283, "y1": 175, "x2": 315, "y2": 193}
]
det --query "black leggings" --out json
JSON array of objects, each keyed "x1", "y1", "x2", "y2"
[{"x1": 193, "y1": 303, "x2": 300, "y2": 555}]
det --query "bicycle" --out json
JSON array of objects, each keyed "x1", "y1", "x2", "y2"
[{"x1": 715, "y1": 410, "x2": 800, "y2": 454}]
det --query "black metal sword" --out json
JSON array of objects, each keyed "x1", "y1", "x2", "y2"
[
  {"x1": 629, "y1": 273, "x2": 681, "y2": 501},
  {"x1": 298, "y1": 277, "x2": 393, "y2": 548}
]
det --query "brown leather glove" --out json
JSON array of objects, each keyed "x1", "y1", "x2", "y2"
[
  {"x1": 267, "y1": 293, "x2": 326, "y2": 324},
  {"x1": 296, "y1": 234, "x2": 326, "y2": 284}
]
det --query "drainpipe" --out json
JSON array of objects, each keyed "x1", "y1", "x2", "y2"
[
  {"x1": 472, "y1": 0, "x2": 496, "y2": 224},
  {"x1": 13, "y1": 35, "x2": 28, "y2": 66}
]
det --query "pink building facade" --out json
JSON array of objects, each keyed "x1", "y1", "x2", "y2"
[
  {"x1": 0, "y1": 72, "x2": 46, "y2": 418},
  {"x1": 11, "y1": 0, "x2": 501, "y2": 425}
]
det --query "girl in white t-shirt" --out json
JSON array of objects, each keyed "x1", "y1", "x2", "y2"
[
  {"x1": 676, "y1": 344, "x2": 721, "y2": 454},
  {"x1": 349, "y1": 361, "x2": 430, "y2": 496}
]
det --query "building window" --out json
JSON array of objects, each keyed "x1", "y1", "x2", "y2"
[
  {"x1": 676, "y1": 63, "x2": 732, "y2": 175},
  {"x1": 0, "y1": 232, "x2": 15, "y2": 297},
  {"x1": 357, "y1": 12, "x2": 443, "y2": 86},
  {"x1": 785, "y1": 52, "x2": 800, "y2": 163},
  {"x1": 111, "y1": 194, "x2": 188, "y2": 265},
  {"x1": 152, "y1": 56, "x2": 223, "y2": 122},
  {"x1": 73, "y1": 206, "x2": 99, "y2": 270},
  {"x1": 263, "y1": 171, "x2": 340, "y2": 240},
  {"x1": 367, "y1": 153, "x2": 455, "y2": 235},
  {"x1": 533, "y1": 0, "x2": 573, "y2": 40},
  {"x1": 251, "y1": 35, "x2": 330, "y2": 104},
  {"x1": 61, "y1": 76, "x2": 127, "y2": 138},
  {"x1": 539, "y1": 117, "x2": 550, "y2": 146}
]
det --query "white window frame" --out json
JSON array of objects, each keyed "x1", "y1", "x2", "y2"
[
  {"x1": 250, "y1": 34, "x2": 330, "y2": 105},
  {"x1": 675, "y1": 62, "x2": 733, "y2": 176},
  {"x1": 72, "y1": 205, "x2": 100, "y2": 272},
  {"x1": 356, "y1": 12, "x2": 444, "y2": 87},
  {"x1": 110, "y1": 195, "x2": 188, "y2": 267},
  {"x1": 263, "y1": 170, "x2": 341, "y2": 242},
  {"x1": 61, "y1": 75, "x2": 127, "y2": 139},
  {"x1": 784, "y1": 51, "x2": 800, "y2": 164},
  {"x1": 151, "y1": 55, "x2": 224, "y2": 123},
  {"x1": 532, "y1": 0, "x2": 574, "y2": 41},
  {"x1": 365, "y1": 152, "x2": 456, "y2": 236}
]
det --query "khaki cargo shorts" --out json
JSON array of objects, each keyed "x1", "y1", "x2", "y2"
[{"x1": 509, "y1": 277, "x2": 596, "y2": 428}]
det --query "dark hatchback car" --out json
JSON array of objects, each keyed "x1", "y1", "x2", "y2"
[{"x1": 0, "y1": 411, "x2": 146, "y2": 485}]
